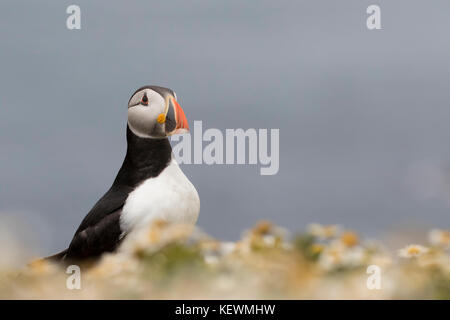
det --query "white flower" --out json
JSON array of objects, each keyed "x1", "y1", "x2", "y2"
[
  {"x1": 398, "y1": 244, "x2": 429, "y2": 258},
  {"x1": 307, "y1": 223, "x2": 341, "y2": 239},
  {"x1": 219, "y1": 242, "x2": 237, "y2": 255},
  {"x1": 318, "y1": 241, "x2": 366, "y2": 270},
  {"x1": 262, "y1": 235, "x2": 276, "y2": 247},
  {"x1": 318, "y1": 250, "x2": 341, "y2": 270}
]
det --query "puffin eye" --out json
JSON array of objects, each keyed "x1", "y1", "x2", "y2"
[{"x1": 141, "y1": 94, "x2": 149, "y2": 106}]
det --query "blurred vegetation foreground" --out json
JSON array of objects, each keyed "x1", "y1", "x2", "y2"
[{"x1": 1, "y1": 221, "x2": 449, "y2": 299}]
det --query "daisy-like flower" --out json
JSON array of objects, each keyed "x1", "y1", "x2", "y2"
[
  {"x1": 250, "y1": 220, "x2": 288, "y2": 239},
  {"x1": 398, "y1": 244, "x2": 429, "y2": 258},
  {"x1": 318, "y1": 239, "x2": 366, "y2": 270},
  {"x1": 340, "y1": 231, "x2": 359, "y2": 247},
  {"x1": 428, "y1": 229, "x2": 450, "y2": 248},
  {"x1": 120, "y1": 220, "x2": 197, "y2": 257},
  {"x1": 318, "y1": 240, "x2": 344, "y2": 269},
  {"x1": 318, "y1": 246, "x2": 343, "y2": 270},
  {"x1": 307, "y1": 223, "x2": 340, "y2": 240},
  {"x1": 241, "y1": 220, "x2": 288, "y2": 251}
]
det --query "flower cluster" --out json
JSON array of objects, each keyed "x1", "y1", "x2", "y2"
[{"x1": 0, "y1": 222, "x2": 448, "y2": 299}]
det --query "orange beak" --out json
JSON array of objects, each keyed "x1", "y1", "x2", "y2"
[
  {"x1": 164, "y1": 96, "x2": 189, "y2": 135},
  {"x1": 172, "y1": 98, "x2": 189, "y2": 134}
]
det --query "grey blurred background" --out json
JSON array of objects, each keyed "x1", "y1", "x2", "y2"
[{"x1": 1, "y1": 1, "x2": 450, "y2": 256}]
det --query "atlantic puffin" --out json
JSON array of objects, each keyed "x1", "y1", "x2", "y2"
[{"x1": 48, "y1": 85, "x2": 200, "y2": 261}]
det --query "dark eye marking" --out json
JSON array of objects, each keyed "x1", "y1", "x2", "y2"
[{"x1": 141, "y1": 93, "x2": 149, "y2": 106}]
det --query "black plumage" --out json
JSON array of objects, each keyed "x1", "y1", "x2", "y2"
[{"x1": 53, "y1": 126, "x2": 172, "y2": 261}]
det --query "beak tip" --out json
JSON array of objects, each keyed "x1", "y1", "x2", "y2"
[{"x1": 172, "y1": 97, "x2": 189, "y2": 134}]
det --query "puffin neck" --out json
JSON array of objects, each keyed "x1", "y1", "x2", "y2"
[{"x1": 113, "y1": 126, "x2": 173, "y2": 187}]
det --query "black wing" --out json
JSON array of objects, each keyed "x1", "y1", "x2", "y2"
[
  {"x1": 65, "y1": 209, "x2": 122, "y2": 260},
  {"x1": 74, "y1": 185, "x2": 133, "y2": 234},
  {"x1": 59, "y1": 126, "x2": 173, "y2": 261},
  {"x1": 64, "y1": 185, "x2": 133, "y2": 260}
]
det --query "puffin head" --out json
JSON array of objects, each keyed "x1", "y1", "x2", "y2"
[{"x1": 127, "y1": 85, "x2": 189, "y2": 139}]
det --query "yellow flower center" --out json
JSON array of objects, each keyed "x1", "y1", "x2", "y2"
[
  {"x1": 407, "y1": 247, "x2": 420, "y2": 255},
  {"x1": 341, "y1": 231, "x2": 359, "y2": 247}
]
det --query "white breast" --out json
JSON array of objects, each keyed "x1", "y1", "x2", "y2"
[{"x1": 120, "y1": 158, "x2": 200, "y2": 236}]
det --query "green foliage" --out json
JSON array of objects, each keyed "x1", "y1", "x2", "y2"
[
  {"x1": 293, "y1": 234, "x2": 321, "y2": 261},
  {"x1": 140, "y1": 242, "x2": 205, "y2": 276}
]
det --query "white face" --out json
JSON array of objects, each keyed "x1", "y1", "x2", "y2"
[
  {"x1": 127, "y1": 88, "x2": 169, "y2": 138},
  {"x1": 127, "y1": 86, "x2": 189, "y2": 139}
]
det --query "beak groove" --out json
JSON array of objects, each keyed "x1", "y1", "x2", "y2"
[
  {"x1": 165, "y1": 96, "x2": 189, "y2": 135},
  {"x1": 172, "y1": 98, "x2": 189, "y2": 133}
]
